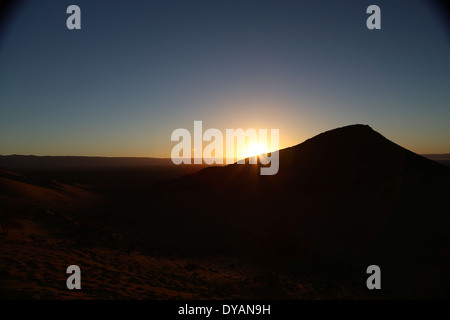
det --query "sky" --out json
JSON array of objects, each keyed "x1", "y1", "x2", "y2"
[{"x1": 0, "y1": 0, "x2": 449, "y2": 157}]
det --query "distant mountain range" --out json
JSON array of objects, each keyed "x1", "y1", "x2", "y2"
[
  {"x1": 0, "y1": 155, "x2": 173, "y2": 168},
  {"x1": 423, "y1": 154, "x2": 450, "y2": 160},
  {"x1": 0, "y1": 136, "x2": 448, "y2": 169}
]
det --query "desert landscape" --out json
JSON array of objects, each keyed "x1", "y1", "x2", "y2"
[{"x1": 1, "y1": 124, "x2": 449, "y2": 299}]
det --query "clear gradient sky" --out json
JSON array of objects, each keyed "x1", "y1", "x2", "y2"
[{"x1": 0, "y1": 0, "x2": 449, "y2": 157}]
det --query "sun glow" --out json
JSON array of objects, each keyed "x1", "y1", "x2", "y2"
[{"x1": 244, "y1": 143, "x2": 269, "y2": 158}]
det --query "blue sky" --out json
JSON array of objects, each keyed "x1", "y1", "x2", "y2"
[{"x1": 0, "y1": 0, "x2": 449, "y2": 156}]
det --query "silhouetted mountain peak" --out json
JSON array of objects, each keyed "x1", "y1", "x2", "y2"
[
  {"x1": 184, "y1": 124, "x2": 449, "y2": 191},
  {"x1": 280, "y1": 123, "x2": 447, "y2": 179},
  {"x1": 309, "y1": 124, "x2": 375, "y2": 138},
  {"x1": 291, "y1": 124, "x2": 383, "y2": 153}
]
